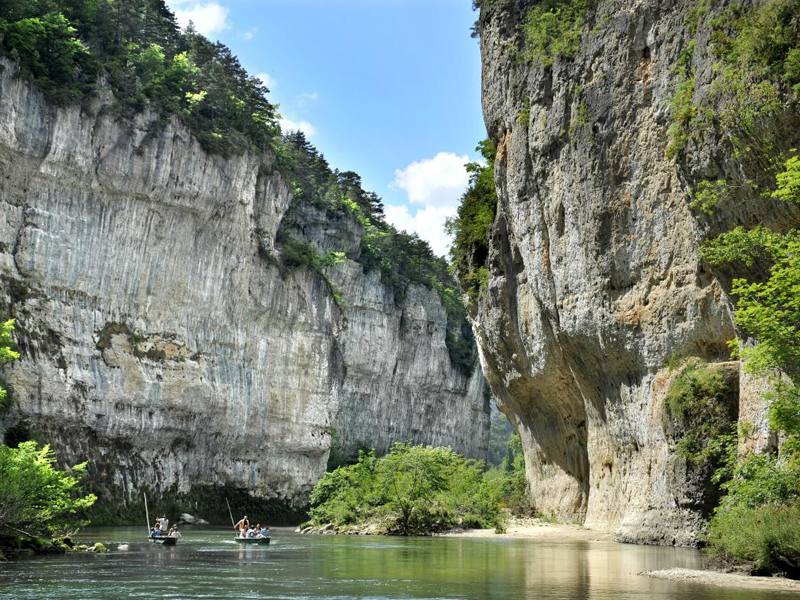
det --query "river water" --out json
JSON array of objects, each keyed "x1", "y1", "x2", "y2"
[{"x1": 0, "y1": 527, "x2": 790, "y2": 599}]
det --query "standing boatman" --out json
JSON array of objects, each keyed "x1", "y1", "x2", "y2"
[{"x1": 233, "y1": 515, "x2": 249, "y2": 537}]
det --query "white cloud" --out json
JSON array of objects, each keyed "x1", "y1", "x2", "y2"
[
  {"x1": 392, "y1": 152, "x2": 470, "y2": 207},
  {"x1": 385, "y1": 204, "x2": 456, "y2": 258},
  {"x1": 255, "y1": 72, "x2": 276, "y2": 90},
  {"x1": 279, "y1": 117, "x2": 316, "y2": 138},
  {"x1": 172, "y1": 2, "x2": 231, "y2": 37},
  {"x1": 241, "y1": 27, "x2": 258, "y2": 40},
  {"x1": 386, "y1": 152, "x2": 471, "y2": 256},
  {"x1": 300, "y1": 91, "x2": 319, "y2": 103}
]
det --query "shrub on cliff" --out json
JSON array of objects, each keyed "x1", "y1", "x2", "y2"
[
  {"x1": 522, "y1": 0, "x2": 596, "y2": 67},
  {"x1": 446, "y1": 139, "x2": 497, "y2": 304},
  {"x1": 0, "y1": 441, "x2": 96, "y2": 538},
  {"x1": 663, "y1": 359, "x2": 738, "y2": 465},
  {"x1": 0, "y1": 319, "x2": 19, "y2": 413}
]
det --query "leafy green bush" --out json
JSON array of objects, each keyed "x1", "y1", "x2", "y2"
[
  {"x1": 487, "y1": 432, "x2": 531, "y2": 515},
  {"x1": 663, "y1": 359, "x2": 737, "y2": 464},
  {"x1": 0, "y1": 319, "x2": 19, "y2": 413},
  {"x1": 522, "y1": 0, "x2": 596, "y2": 67},
  {"x1": 0, "y1": 441, "x2": 96, "y2": 537},
  {"x1": 309, "y1": 443, "x2": 504, "y2": 535},
  {"x1": 717, "y1": 450, "x2": 800, "y2": 510},
  {"x1": 666, "y1": 78, "x2": 697, "y2": 160},
  {"x1": 707, "y1": 503, "x2": 800, "y2": 576}
]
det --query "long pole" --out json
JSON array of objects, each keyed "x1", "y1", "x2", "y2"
[
  {"x1": 144, "y1": 492, "x2": 150, "y2": 535},
  {"x1": 225, "y1": 498, "x2": 235, "y2": 529}
]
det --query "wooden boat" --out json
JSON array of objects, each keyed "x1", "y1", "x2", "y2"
[
  {"x1": 143, "y1": 493, "x2": 178, "y2": 545},
  {"x1": 234, "y1": 536, "x2": 270, "y2": 545},
  {"x1": 149, "y1": 535, "x2": 178, "y2": 546}
]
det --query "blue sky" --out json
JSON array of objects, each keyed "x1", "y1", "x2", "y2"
[{"x1": 167, "y1": 0, "x2": 486, "y2": 257}]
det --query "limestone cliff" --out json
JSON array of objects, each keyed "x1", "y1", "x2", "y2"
[
  {"x1": 473, "y1": 0, "x2": 798, "y2": 545},
  {"x1": 0, "y1": 61, "x2": 489, "y2": 515}
]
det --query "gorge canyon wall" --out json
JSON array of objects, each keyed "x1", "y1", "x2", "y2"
[{"x1": 0, "y1": 61, "x2": 489, "y2": 516}]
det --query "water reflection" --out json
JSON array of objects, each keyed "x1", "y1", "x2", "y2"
[{"x1": 0, "y1": 527, "x2": 790, "y2": 600}]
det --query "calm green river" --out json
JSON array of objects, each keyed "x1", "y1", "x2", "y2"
[{"x1": 0, "y1": 527, "x2": 790, "y2": 599}]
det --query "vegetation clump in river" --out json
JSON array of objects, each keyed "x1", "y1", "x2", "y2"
[{"x1": 306, "y1": 438, "x2": 530, "y2": 536}]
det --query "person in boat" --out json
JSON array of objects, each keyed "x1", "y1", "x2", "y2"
[
  {"x1": 246, "y1": 526, "x2": 256, "y2": 538},
  {"x1": 149, "y1": 523, "x2": 161, "y2": 538},
  {"x1": 234, "y1": 515, "x2": 249, "y2": 538},
  {"x1": 169, "y1": 525, "x2": 182, "y2": 538},
  {"x1": 254, "y1": 523, "x2": 262, "y2": 538},
  {"x1": 160, "y1": 516, "x2": 169, "y2": 531},
  {"x1": 261, "y1": 526, "x2": 269, "y2": 538}
]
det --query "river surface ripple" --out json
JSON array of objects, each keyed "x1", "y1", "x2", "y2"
[{"x1": 0, "y1": 526, "x2": 791, "y2": 599}]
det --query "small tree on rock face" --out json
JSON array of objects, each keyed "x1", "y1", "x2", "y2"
[
  {"x1": 0, "y1": 441, "x2": 97, "y2": 538},
  {"x1": 0, "y1": 319, "x2": 20, "y2": 412}
]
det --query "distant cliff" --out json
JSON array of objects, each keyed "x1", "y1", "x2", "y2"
[
  {"x1": 471, "y1": 0, "x2": 799, "y2": 545},
  {"x1": 0, "y1": 60, "x2": 489, "y2": 519}
]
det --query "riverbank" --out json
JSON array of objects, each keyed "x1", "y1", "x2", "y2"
[
  {"x1": 643, "y1": 568, "x2": 800, "y2": 594},
  {"x1": 0, "y1": 535, "x2": 108, "y2": 560},
  {"x1": 437, "y1": 517, "x2": 614, "y2": 542}
]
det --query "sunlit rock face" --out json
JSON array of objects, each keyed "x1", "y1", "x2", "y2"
[
  {"x1": 474, "y1": 0, "x2": 796, "y2": 545},
  {"x1": 0, "y1": 61, "x2": 489, "y2": 512}
]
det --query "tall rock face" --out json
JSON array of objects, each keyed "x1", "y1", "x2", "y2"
[
  {"x1": 474, "y1": 0, "x2": 797, "y2": 545},
  {"x1": 0, "y1": 62, "x2": 489, "y2": 514}
]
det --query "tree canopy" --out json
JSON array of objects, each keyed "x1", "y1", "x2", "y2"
[{"x1": 0, "y1": 0, "x2": 279, "y2": 156}]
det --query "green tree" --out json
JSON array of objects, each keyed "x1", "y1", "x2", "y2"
[
  {"x1": 1, "y1": 11, "x2": 88, "y2": 103},
  {"x1": 0, "y1": 441, "x2": 97, "y2": 538},
  {"x1": 309, "y1": 444, "x2": 502, "y2": 535},
  {"x1": 702, "y1": 153, "x2": 800, "y2": 410},
  {"x1": 487, "y1": 410, "x2": 513, "y2": 467},
  {"x1": 446, "y1": 139, "x2": 497, "y2": 303},
  {"x1": 0, "y1": 319, "x2": 20, "y2": 412},
  {"x1": 376, "y1": 443, "x2": 453, "y2": 534}
]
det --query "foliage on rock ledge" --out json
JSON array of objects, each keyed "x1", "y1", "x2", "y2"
[
  {"x1": 663, "y1": 359, "x2": 737, "y2": 466},
  {"x1": 0, "y1": 319, "x2": 19, "y2": 413},
  {"x1": 521, "y1": 0, "x2": 596, "y2": 67},
  {"x1": 446, "y1": 139, "x2": 497, "y2": 305}
]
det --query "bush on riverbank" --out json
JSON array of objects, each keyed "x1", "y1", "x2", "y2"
[
  {"x1": 309, "y1": 443, "x2": 514, "y2": 535},
  {"x1": 0, "y1": 441, "x2": 96, "y2": 539},
  {"x1": 707, "y1": 503, "x2": 800, "y2": 577}
]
